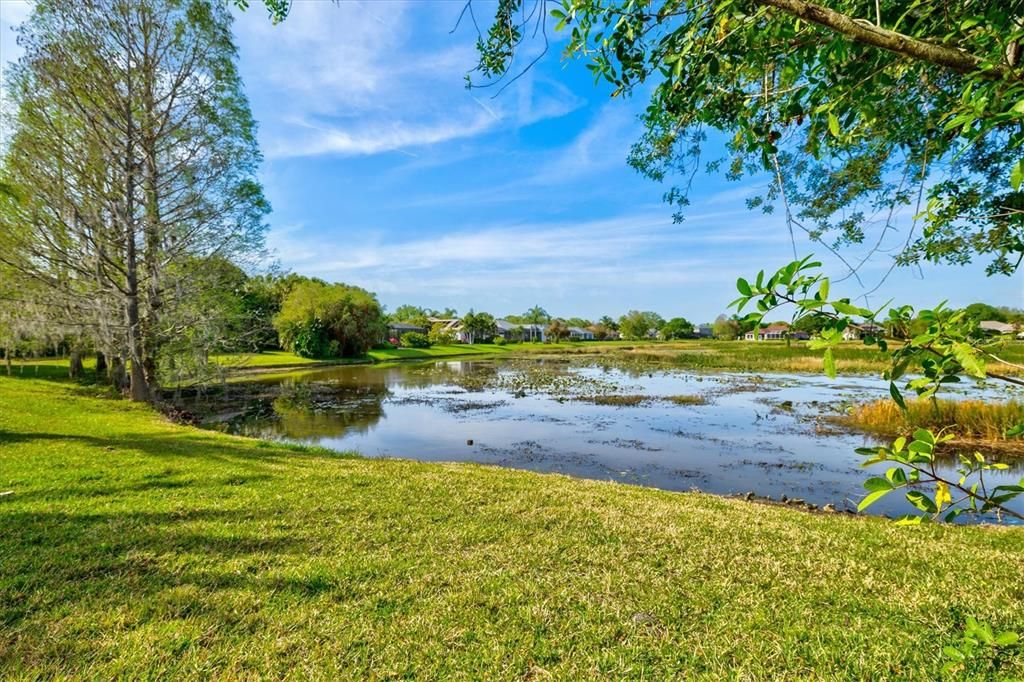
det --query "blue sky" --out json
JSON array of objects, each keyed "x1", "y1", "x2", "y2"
[{"x1": 1, "y1": 0, "x2": 1021, "y2": 322}]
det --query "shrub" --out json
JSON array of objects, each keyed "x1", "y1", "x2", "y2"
[
  {"x1": 274, "y1": 281, "x2": 385, "y2": 358},
  {"x1": 400, "y1": 332, "x2": 431, "y2": 348},
  {"x1": 493, "y1": 336, "x2": 507, "y2": 346}
]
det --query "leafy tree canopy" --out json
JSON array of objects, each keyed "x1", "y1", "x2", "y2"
[
  {"x1": 963, "y1": 302, "x2": 1007, "y2": 323},
  {"x1": 660, "y1": 316, "x2": 695, "y2": 339},
  {"x1": 469, "y1": 0, "x2": 1024, "y2": 277},
  {"x1": 274, "y1": 281, "x2": 385, "y2": 358},
  {"x1": 619, "y1": 310, "x2": 665, "y2": 339},
  {"x1": 462, "y1": 310, "x2": 498, "y2": 342}
]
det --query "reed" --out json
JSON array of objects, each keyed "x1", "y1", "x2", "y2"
[{"x1": 842, "y1": 399, "x2": 1024, "y2": 442}]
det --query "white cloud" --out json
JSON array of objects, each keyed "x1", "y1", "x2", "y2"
[
  {"x1": 267, "y1": 110, "x2": 497, "y2": 158},
  {"x1": 233, "y1": 1, "x2": 582, "y2": 159}
]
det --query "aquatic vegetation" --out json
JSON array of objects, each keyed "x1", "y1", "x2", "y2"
[
  {"x1": 584, "y1": 394, "x2": 651, "y2": 406},
  {"x1": 840, "y1": 399, "x2": 1024, "y2": 446},
  {"x1": 665, "y1": 394, "x2": 708, "y2": 405}
]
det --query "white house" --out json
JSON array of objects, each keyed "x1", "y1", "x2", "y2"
[
  {"x1": 841, "y1": 323, "x2": 885, "y2": 341},
  {"x1": 568, "y1": 326, "x2": 595, "y2": 341},
  {"x1": 745, "y1": 323, "x2": 790, "y2": 341},
  {"x1": 980, "y1": 320, "x2": 1016, "y2": 335},
  {"x1": 694, "y1": 324, "x2": 713, "y2": 338}
]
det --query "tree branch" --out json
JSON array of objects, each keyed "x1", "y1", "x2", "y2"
[{"x1": 755, "y1": 0, "x2": 1016, "y2": 80}]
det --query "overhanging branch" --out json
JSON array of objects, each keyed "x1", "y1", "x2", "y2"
[{"x1": 755, "y1": 0, "x2": 1017, "y2": 80}]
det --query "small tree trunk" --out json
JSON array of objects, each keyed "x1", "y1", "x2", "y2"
[
  {"x1": 110, "y1": 356, "x2": 128, "y2": 393},
  {"x1": 4, "y1": 347, "x2": 10, "y2": 376},
  {"x1": 69, "y1": 349, "x2": 83, "y2": 379},
  {"x1": 95, "y1": 352, "x2": 108, "y2": 379}
]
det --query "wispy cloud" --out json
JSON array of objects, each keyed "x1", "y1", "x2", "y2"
[{"x1": 233, "y1": 1, "x2": 582, "y2": 159}]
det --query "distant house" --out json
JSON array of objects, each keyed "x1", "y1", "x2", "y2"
[
  {"x1": 387, "y1": 321, "x2": 428, "y2": 339},
  {"x1": 841, "y1": 323, "x2": 885, "y2": 341},
  {"x1": 744, "y1": 323, "x2": 791, "y2": 341},
  {"x1": 427, "y1": 317, "x2": 470, "y2": 343},
  {"x1": 495, "y1": 319, "x2": 523, "y2": 341},
  {"x1": 517, "y1": 323, "x2": 547, "y2": 343},
  {"x1": 568, "y1": 326, "x2": 595, "y2": 341},
  {"x1": 980, "y1": 320, "x2": 1016, "y2": 335},
  {"x1": 694, "y1": 324, "x2": 713, "y2": 338}
]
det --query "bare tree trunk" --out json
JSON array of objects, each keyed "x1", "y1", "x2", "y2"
[
  {"x1": 141, "y1": 17, "x2": 162, "y2": 391},
  {"x1": 69, "y1": 348, "x2": 83, "y2": 379},
  {"x1": 111, "y1": 355, "x2": 128, "y2": 392},
  {"x1": 124, "y1": 69, "x2": 150, "y2": 403},
  {"x1": 95, "y1": 351, "x2": 107, "y2": 379},
  {"x1": 4, "y1": 347, "x2": 10, "y2": 376}
]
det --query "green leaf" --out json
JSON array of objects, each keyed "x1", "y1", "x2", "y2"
[
  {"x1": 736, "y1": 277, "x2": 752, "y2": 296},
  {"x1": 889, "y1": 382, "x2": 906, "y2": 410},
  {"x1": 858, "y1": 488, "x2": 892, "y2": 511},
  {"x1": 913, "y1": 429, "x2": 935, "y2": 445},
  {"x1": 908, "y1": 440, "x2": 933, "y2": 456},
  {"x1": 823, "y1": 348, "x2": 836, "y2": 379},
  {"x1": 994, "y1": 631, "x2": 1020, "y2": 647},
  {"x1": 832, "y1": 301, "x2": 872, "y2": 317},
  {"x1": 863, "y1": 477, "x2": 894, "y2": 492},
  {"x1": 942, "y1": 645, "x2": 966, "y2": 662},
  {"x1": 906, "y1": 491, "x2": 938, "y2": 513},
  {"x1": 1012, "y1": 159, "x2": 1024, "y2": 191},
  {"x1": 827, "y1": 112, "x2": 840, "y2": 137},
  {"x1": 885, "y1": 467, "x2": 907, "y2": 486},
  {"x1": 951, "y1": 342, "x2": 985, "y2": 378}
]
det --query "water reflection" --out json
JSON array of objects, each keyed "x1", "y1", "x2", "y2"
[{"x1": 194, "y1": 358, "x2": 1023, "y2": 523}]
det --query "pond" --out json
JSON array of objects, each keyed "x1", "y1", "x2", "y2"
[{"x1": 195, "y1": 357, "x2": 1024, "y2": 523}]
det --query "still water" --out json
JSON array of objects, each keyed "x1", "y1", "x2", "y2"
[{"x1": 199, "y1": 357, "x2": 1023, "y2": 522}]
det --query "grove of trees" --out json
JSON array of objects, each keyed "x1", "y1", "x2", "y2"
[{"x1": 0, "y1": 0, "x2": 268, "y2": 400}]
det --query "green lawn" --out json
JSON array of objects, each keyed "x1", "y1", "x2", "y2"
[{"x1": 1, "y1": 376, "x2": 1022, "y2": 678}]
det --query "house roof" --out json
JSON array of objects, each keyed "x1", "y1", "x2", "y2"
[
  {"x1": 568, "y1": 326, "x2": 591, "y2": 335},
  {"x1": 761, "y1": 324, "x2": 789, "y2": 333},
  {"x1": 980, "y1": 320, "x2": 1015, "y2": 333},
  {"x1": 428, "y1": 317, "x2": 463, "y2": 331},
  {"x1": 388, "y1": 322, "x2": 426, "y2": 332},
  {"x1": 495, "y1": 320, "x2": 520, "y2": 331}
]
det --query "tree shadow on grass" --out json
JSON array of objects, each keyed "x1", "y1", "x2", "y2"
[
  {"x1": 0, "y1": 507, "x2": 322, "y2": 635},
  {"x1": 0, "y1": 429, "x2": 318, "y2": 465}
]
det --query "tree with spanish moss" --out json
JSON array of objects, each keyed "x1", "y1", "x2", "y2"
[{"x1": 0, "y1": 0, "x2": 269, "y2": 400}]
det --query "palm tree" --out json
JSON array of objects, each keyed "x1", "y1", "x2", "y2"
[{"x1": 524, "y1": 305, "x2": 549, "y2": 342}]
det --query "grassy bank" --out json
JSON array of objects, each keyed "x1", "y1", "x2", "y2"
[
  {"x1": 839, "y1": 398, "x2": 1024, "y2": 452},
  {"x1": 1, "y1": 376, "x2": 1023, "y2": 678},
  {"x1": 16, "y1": 339, "x2": 1024, "y2": 378}
]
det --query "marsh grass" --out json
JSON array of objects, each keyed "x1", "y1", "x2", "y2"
[
  {"x1": 2, "y1": 377, "x2": 1024, "y2": 677},
  {"x1": 585, "y1": 394, "x2": 651, "y2": 406},
  {"x1": 841, "y1": 398, "x2": 1024, "y2": 446},
  {"x1": 665, "y1": 394, "x2": 708, "y2": 405}
]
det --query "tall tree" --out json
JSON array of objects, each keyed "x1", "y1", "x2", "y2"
[
  {"x1": 619, "y1": 310, "x2": 664, "y2": 340},
  {"x1": 0, "y1": 0, "x2": 268, "y2": 400},
  {"x1": 462, "y1": 310, "x2": 498, "y2": 344}
]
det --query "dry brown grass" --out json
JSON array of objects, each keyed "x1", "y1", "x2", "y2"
[{"x1": 840, "y1": 398, "x2": 1024, "y2": 445}]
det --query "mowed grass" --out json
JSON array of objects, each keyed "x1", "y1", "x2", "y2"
[{"x1": 1, "y1": 377, "x2": 1023, "y2": 678}]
